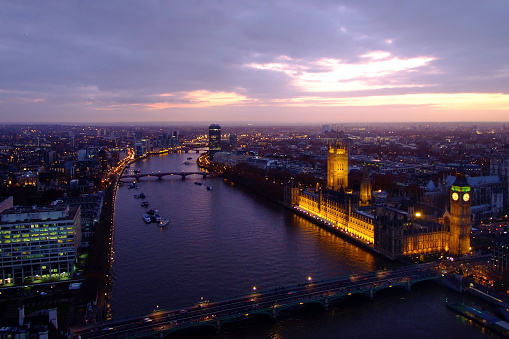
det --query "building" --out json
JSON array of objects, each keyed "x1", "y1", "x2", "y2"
[
  {"x1": 444, "y1": 174, "x2": 504, "y2": 220},
  {"x1": 208, "y1": 124, "x2": 221, "y2": 158},
  {"x1": 57, "y1": 192, "x2": 104, "y2": 248},
  {"x1": 492, "y1": 236, "x2": 509, "y2": 276},
  {"x1": 285, "y1": 139, "x2": 473, "y2": 260},
  {"x1": 229, "y1": 133, "x2": 237, "y2": 150},
  {"x1": 374, "y1": 206, "x2": 449, "y2": 259},
  {"x1": 0, "y1": 201, "x2": 81, "y2": 286},
  {"x1": 491, "y1": 156, "x2": 509, "y2": 207},
  {"x1": 327, "y1": 140, "x2": 348, "y2": 191},
  {"x1": 446, "y1": 171, "x2": 472, "y2": 255},
  {"x1": 360, "y1": 170, "x2": 372, "y2": 206}
]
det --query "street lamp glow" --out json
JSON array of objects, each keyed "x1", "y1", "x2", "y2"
[
  {"x1": 308, "y1": 276, "x2": 312, "y2": 281},
  {"x1": 253, "y1": 286, "x2": 256, "y2": 291}
]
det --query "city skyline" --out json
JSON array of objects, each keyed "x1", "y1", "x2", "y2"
[{"x1": 1, "y1": 1, "x2": 509, "y2": 124}]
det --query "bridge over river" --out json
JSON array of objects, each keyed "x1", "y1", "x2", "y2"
[
  {"x1": 120, "y1": 171, "x2": 216, "y2": 181},
  {"x1": 72, "y1": 264, "x2": 440, "y2": 338}
]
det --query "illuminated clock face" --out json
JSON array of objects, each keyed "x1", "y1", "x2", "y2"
[
  {"x1": 452, "y1": 192, "x2": 459, "y2": 201},
  {"x1": 463, "y1": 193, "x2": 470, "y2": 202}
]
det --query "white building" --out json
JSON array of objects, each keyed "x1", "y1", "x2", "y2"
[{"x1": 0, "y1": 201, "x2": 81, "y2": 286}]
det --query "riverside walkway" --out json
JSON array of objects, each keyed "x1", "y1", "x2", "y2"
[{"x1": 72, "y1": 264, "x2": 439, "y2": 338}]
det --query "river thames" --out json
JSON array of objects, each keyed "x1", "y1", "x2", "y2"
[{"x1": 110, "y1": 152, "x2": 499, "y2": 338}]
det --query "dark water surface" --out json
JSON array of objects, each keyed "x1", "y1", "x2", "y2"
[{"x1": 110, "y1": 152, "x2": 498, "y2": 338}]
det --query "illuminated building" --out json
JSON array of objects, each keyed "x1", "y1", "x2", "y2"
[
  {"x1": 446, "y1": 171, "x2": 472, "y2": 255},
  {"x1": 16, "y1": 171, "x2": 38, "y2": 187},
  {"x1": 0, "y1": 202, "x2": 81, "y2": 285},
  {"x1": 285, "y1": 141, "x2": 473, "y2": 260},
  {"x1": 208, "y1": 124, "x2": 221, "y2": 158},
  {"x1": 374, "y1": 206, "x2": 450, "y2": 259},
  {"x1": 327, "y1": 140, "x2": 348, "y2": 191},
  {"x1": 492, "y1": 236, "x2": 509, "y2": 275}
]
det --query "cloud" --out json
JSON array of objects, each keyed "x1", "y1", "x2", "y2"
[
  {"x1": 246, "y1": 52, "x2": 435, "y2": 92},
  {"x1": 0, "y1": 1, "x2": 508, "y2": 122}
]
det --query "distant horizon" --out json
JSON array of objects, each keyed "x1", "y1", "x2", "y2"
[{"x1": 1, "y1": 120, "x2": 508, "y2": 127}]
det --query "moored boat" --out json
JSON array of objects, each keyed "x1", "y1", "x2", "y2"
[
  {"x1": 159, "y1": 218, "x2": 170, "y2": 227},
  {"x1": 142, "y1": 214, "x2": 151, "y2": 223},
  {"x1": 446, "y1": 302, "x2": 509, "y2": 336}
]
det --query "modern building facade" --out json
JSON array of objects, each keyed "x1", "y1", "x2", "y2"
[
  {"x1": 208, "y1": 124, "x2": 221, "y2": 158},
  {"x1": 0, "y1": 202, "x2": 81, "y2": 286},
  {"x1": 492, "y1": 236, "x2": 509, "y2": 276}
]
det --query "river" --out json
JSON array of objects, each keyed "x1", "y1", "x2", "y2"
[{"x1": 110, "y1": 152, "x2": 499, "y2": 338}]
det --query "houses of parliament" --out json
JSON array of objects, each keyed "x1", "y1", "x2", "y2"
[{"x1": 284, "y1": 139, "x2": 472, "y2": 260}]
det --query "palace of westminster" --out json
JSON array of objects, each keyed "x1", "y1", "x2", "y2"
[{"x1": 284, "y1": 139, "x2": 474, "y2": 260}]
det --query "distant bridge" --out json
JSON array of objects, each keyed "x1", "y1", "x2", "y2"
[
  {"x1": 72, "y1": 264, "x2": 439, "y2": 338},
  {"x1": 120, "y1": 171, "x2": 216, "y2": 181}
]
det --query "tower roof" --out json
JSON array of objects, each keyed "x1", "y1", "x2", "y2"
[
  {"x1": 451, "y1": 171, "x2": 470, "y2": 192},
  {"x1": 452, "y1": 172, "x2": 469, "y2": 187}
]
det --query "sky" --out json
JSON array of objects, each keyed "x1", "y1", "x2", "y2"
[{"x1": 1, "y1": 0, "x2": 509, "y2": 124}]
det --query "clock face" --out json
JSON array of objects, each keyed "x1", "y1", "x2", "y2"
[
  {"x1": 463, "y1": 193, "x2": 470, "y2": 202},
  {"x1": 452, "y1": 192, "x2": 459, "y2": 201}
]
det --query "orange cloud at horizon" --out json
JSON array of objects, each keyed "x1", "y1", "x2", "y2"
[
  {"x1": 148, "y1": 90, "x2": 250, "y2": 109},
  {"x1": 271, "y1": 92, "x2": 509, "y2": 110}
]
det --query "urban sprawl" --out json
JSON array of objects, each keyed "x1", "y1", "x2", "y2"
[{"x1": 1, "y1": 122, "x2": 509, "y2": 336}]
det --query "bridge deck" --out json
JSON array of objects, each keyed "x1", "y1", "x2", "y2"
[{"x1": 73, "y1": 264, "x2": 439, "y2": 338}]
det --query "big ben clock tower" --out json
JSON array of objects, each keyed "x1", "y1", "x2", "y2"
[{"x1": 449, "y1": 171, "x2": 472, "y2": 256}]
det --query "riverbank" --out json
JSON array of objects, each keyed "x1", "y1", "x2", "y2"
[{"x1": 72, "y1": 179, "x2": 116, "y2": 324}]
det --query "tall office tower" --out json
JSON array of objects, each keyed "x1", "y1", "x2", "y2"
[
  {"x1": 208, "y1": 124, "x2": 221, "y2": 158},
  {"x1": 448, "y1": 170, "x2": 472, "y2": 255},
  {"x1": 135, "y1": 129, "x2": 143, "y2": 142},
  {"x1": 97, "y1": 149, "x2": 109, "y2": 174},
  {"x1": 327, "y1": 139, "x2": 348, "y2": 191},
  {"x1": 0, "y1": 202, "x2": 81, "y2": 286},
  {"x1": 229, "y1": 133, "x2": 237, "y2": 150}
]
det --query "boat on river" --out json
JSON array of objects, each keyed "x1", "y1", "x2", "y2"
[
  {"x1": 159, "y1": 218, "x2": 170, "y2": 227},
  {"x1": 207, "y1": 186, "x2": 213, "y2": 191},
  {"x1": 446, "y1": 302, "x2": 509, "y2": 336},
  {"x1": 141, "y1": 201, "x2": 149, "y2": 207},
  {"x1": 142, "y1": 214, "x2": 151, "y2": 223},
  {"x1": 194, "y1": 182, "x2": 202, "y2": 186}
]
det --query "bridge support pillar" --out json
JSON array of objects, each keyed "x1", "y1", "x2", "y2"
[
  {"x1": 406, "y1": 280, "x2": 411, "y2": 292},
  {"x1": 181, "y1": 174, "x2": 185, "y2": 180},
  {"x1": 369, "y1": 286, "x2": 374, "y2": 300},
  {"x1": 216, "y1": 318, "x2": 221, "y2": 334},
  {"x1": 324, "y1": 295, "x2": 329, "y2": 310},
  {"x1": 272, "y1": 307, "x2": 277, "y2": 320}
]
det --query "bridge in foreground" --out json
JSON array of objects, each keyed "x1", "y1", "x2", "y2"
[
  {"x1": 120, "y1": 171, "x2": 216, "y2": 181},
  {"x1": 72, "y1": 264, "x2": 439, "y2": 338}
]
